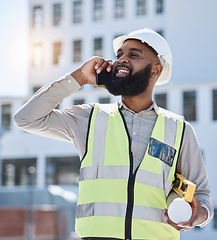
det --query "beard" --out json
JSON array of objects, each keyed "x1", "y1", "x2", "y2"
[{"x1": 105, "y1": 64, "x2": 152, "y2": 97}]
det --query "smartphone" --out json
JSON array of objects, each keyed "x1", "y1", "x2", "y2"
[{"x1": 96, "y1": 68, "x2": 113, "y2": 86}]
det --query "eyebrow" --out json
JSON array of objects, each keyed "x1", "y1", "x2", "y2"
[
  {"x1": 129, "y1": 48, "x2": 143, "y2": 53},
  {"x1": 117, "y1": 47, "x2": 143, "y2": 54}
]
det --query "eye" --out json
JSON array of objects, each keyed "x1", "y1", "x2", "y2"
[
  {"x1": 130, "y1": 53, "x2": 139, "y2": 58},
  {"x1": 116, "y1": 54, "x2": 122, "y2": 59}
]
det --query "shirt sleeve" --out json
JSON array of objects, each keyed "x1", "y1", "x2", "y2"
[
  {"x1": 13, "y1": 73, "x2": 93, "y2": 158},
  {"x1": 177, "y1": 121, "x2": 214, "y2": 227}
]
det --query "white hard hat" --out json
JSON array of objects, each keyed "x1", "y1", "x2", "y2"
[{"x1": 113, "y1": 28, "x2": 172, "y2": 85}]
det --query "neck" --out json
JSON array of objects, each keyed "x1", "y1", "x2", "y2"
[{"x1": 122, "y1": 91, "x2": 153, "y2": 113}]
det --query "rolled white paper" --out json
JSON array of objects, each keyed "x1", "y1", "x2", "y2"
[{"x1": 167, "y1": 191, "x2": 192, "y2": 224}]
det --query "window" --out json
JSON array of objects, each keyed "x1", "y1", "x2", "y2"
[
  {"x1": 114, "y1": 0, "x2": 125, "y2": 18},
  {"x1": 155, "y1": 93, "x2": 167, "y2": 109},
  {"x1": 136, "y1": 0, "x2": 147, "y2": 16},
  {"x1": 156, "y1": 0, "x2": 164, "y2": 14},
  {"x1": 94, "y1": 38, "x2": 103, "y2": 56},
  {"x1": 53, "y1": 42, "x2": 64, "y2": 65},
  {"x1": 2, "y1": 159, "x2": 36, "y2": 186},
  {"x1": 32, "y1": 6, "x2": 43, "y2": 30},
  {"x1": 99, "y1": 97, "x2": 110, "y2": 104},
  {"x1": 46, "y1": 156, "x2": 80, "y2": 185},
  {"x1": 73, "y1": 40, "x2": 82, "y2": 62},
  {"x1": 53, "y1": 3, "x2": 62, "y2": 26},
  {"x1": 183, "y1": 91, "x2": 197, "y2": 121},
  {"x1": 74, "y1": 98, "x2": 85, "y2": 105},
  {"x1": 213, "y1": 89, "x2": 217, "y2": 120},
  {"x1": 93, "y1": 0, "x2": 103, "y2": 21},
  {"x1": 33, "y1": 43, "x2": 43, "y2": 68},
  {"x1": 73, "y1": 0, "x2": 82, "y2": 23},
  {"x1": 214, "y1": 208, "x2": 217, "y2": 229},
  {"x1": 1, "y1": 104, "x2": 11, "y2": 130}
]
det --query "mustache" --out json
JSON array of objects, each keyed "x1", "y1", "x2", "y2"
[{"x1": 113, "y1": 64, "x2": 132, "y2": 74}]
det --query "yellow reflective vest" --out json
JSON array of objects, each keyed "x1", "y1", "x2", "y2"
[{"x1": 75, "y1": 103, "x2": 185, "y2": 240}]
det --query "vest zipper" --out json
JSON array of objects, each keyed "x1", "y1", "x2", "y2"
[
  {"x1": 125, "y1": 151, "x2": 136, "y2": 240},
  {"x1": 118, "y1": 109, "x2": 137, "y2": 240}
]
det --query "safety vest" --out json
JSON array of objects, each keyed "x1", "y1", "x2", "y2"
[{"x1": 75, "y1": 103, "x2": 185, "y2": 240}]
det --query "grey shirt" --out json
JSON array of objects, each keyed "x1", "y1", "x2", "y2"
[{"x1": 14, "y1": 73, "x2": 213, "y2": 227}]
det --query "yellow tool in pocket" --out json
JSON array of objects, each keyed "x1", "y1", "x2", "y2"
[{"x1": 173, "y1": 173, "x2": 196, "y2": 202}]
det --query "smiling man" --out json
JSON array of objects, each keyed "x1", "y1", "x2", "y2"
[
  {"x1": 14, "y1": 28, "x2": 213, "y2": 240},
  {"x1": 105, "y1": 43, "x2": 153, "y2": 97}
]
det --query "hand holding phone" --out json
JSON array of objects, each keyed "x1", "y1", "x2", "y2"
[{"x1": 96, "y1": 68, "x2": 113, "y2": 86}]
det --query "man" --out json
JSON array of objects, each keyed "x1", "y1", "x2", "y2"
[{"x1": 14, "y1": 28, "x2": 213, "y2": 240}]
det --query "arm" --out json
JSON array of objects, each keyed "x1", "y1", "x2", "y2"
[
  {"x1": 13, "y1": 73, "x2": 96, "y2": 160},
  {"x1": 164, "y1": 122, "x2": 214, "y2": 231},
  {"x1": 13, "y1": 57, "x2": 113, "y2": 153}
]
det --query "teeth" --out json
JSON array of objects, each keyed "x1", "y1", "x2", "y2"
[{"x1": 118, "y1": 69, "x2": 129, "y2": 74}]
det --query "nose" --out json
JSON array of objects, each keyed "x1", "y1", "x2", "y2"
[{"x1": 117, "y1": 54, "x2": 129, "y2": 64}]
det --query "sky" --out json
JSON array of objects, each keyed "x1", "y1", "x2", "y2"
[{"x1": 0, "y1": 0, "x2": 28, "y2": 97}]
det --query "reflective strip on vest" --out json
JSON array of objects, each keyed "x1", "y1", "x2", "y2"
[
  {"x1": 75, "y1": 103, "x2": 184, "y2": 240},
  {"x1": 80, "y1": 165, "x2": 169, "y2": 193},
  {"x1": 76, "y1": 202, "x2": 164, "y2": 222}
]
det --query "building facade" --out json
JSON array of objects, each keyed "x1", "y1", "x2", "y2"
[{"x1": 0, "y1": 0, "x2": 217, "y2": 239}]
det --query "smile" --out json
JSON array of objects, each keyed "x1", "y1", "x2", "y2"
[{"x1": 115, "y1": 67, "x2": 131, "y2": 77}]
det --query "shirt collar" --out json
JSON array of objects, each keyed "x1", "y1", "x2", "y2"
[{"x1": 118, "y1": 99, "x2": 162, "y2": 115}]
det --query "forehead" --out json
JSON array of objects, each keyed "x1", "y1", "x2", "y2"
[
  {"x1": 117, "y1": 39, "x2": 148, "y2": 52},
  {"x1": 117, "y1": 39, "x2": 157, "y2": 56}
]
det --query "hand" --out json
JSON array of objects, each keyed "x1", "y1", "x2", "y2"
[
  {"x1": 164, "y1": 194, "x2": 208, "y2": 231},
  {"x1": 71, "y1": 56, "x2": 113, "y2": 86}
]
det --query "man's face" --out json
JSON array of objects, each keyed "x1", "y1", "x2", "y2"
[{"x1": 105, "y1": 39, "x2": 156, "y2": 96}]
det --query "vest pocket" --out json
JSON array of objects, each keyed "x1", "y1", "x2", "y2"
[{"x1": 148, "y1": 138, "x2": 176, "y2": 167}]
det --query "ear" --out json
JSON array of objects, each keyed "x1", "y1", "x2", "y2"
[{"x1": 151, "y1": 63, "x2": 163, "y2": 78}]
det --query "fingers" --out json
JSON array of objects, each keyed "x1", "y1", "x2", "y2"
[
  {"x1": 164, "y1": 209, "x2": 193, "y2": 232},
  {"x1": 176, "y1": 221, "x2": 193, "y2": 231},
  {"x1": 164, "y1": 209, "x2": 184, "y2": 231},
  {"x1": 176, "y1": 195, "x2": 201, "y2": 231},
  {"x1": 165, "y1": 195, "x2": 207, "y2": 232},
  {"x1": 94, "y1": 57, "x2": 113, "y2": 74}
]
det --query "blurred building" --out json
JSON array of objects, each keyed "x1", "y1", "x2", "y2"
[{"x1": 0, "y1": 0, "x2": 217, "y2": 239}]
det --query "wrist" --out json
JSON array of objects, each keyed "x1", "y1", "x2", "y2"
[
  {"x1": 201, "y1": 207, "x2": 208, "y2": 223},
  {"x1": 71, "y1": 68, "x2": 87, "y2": 86}
]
